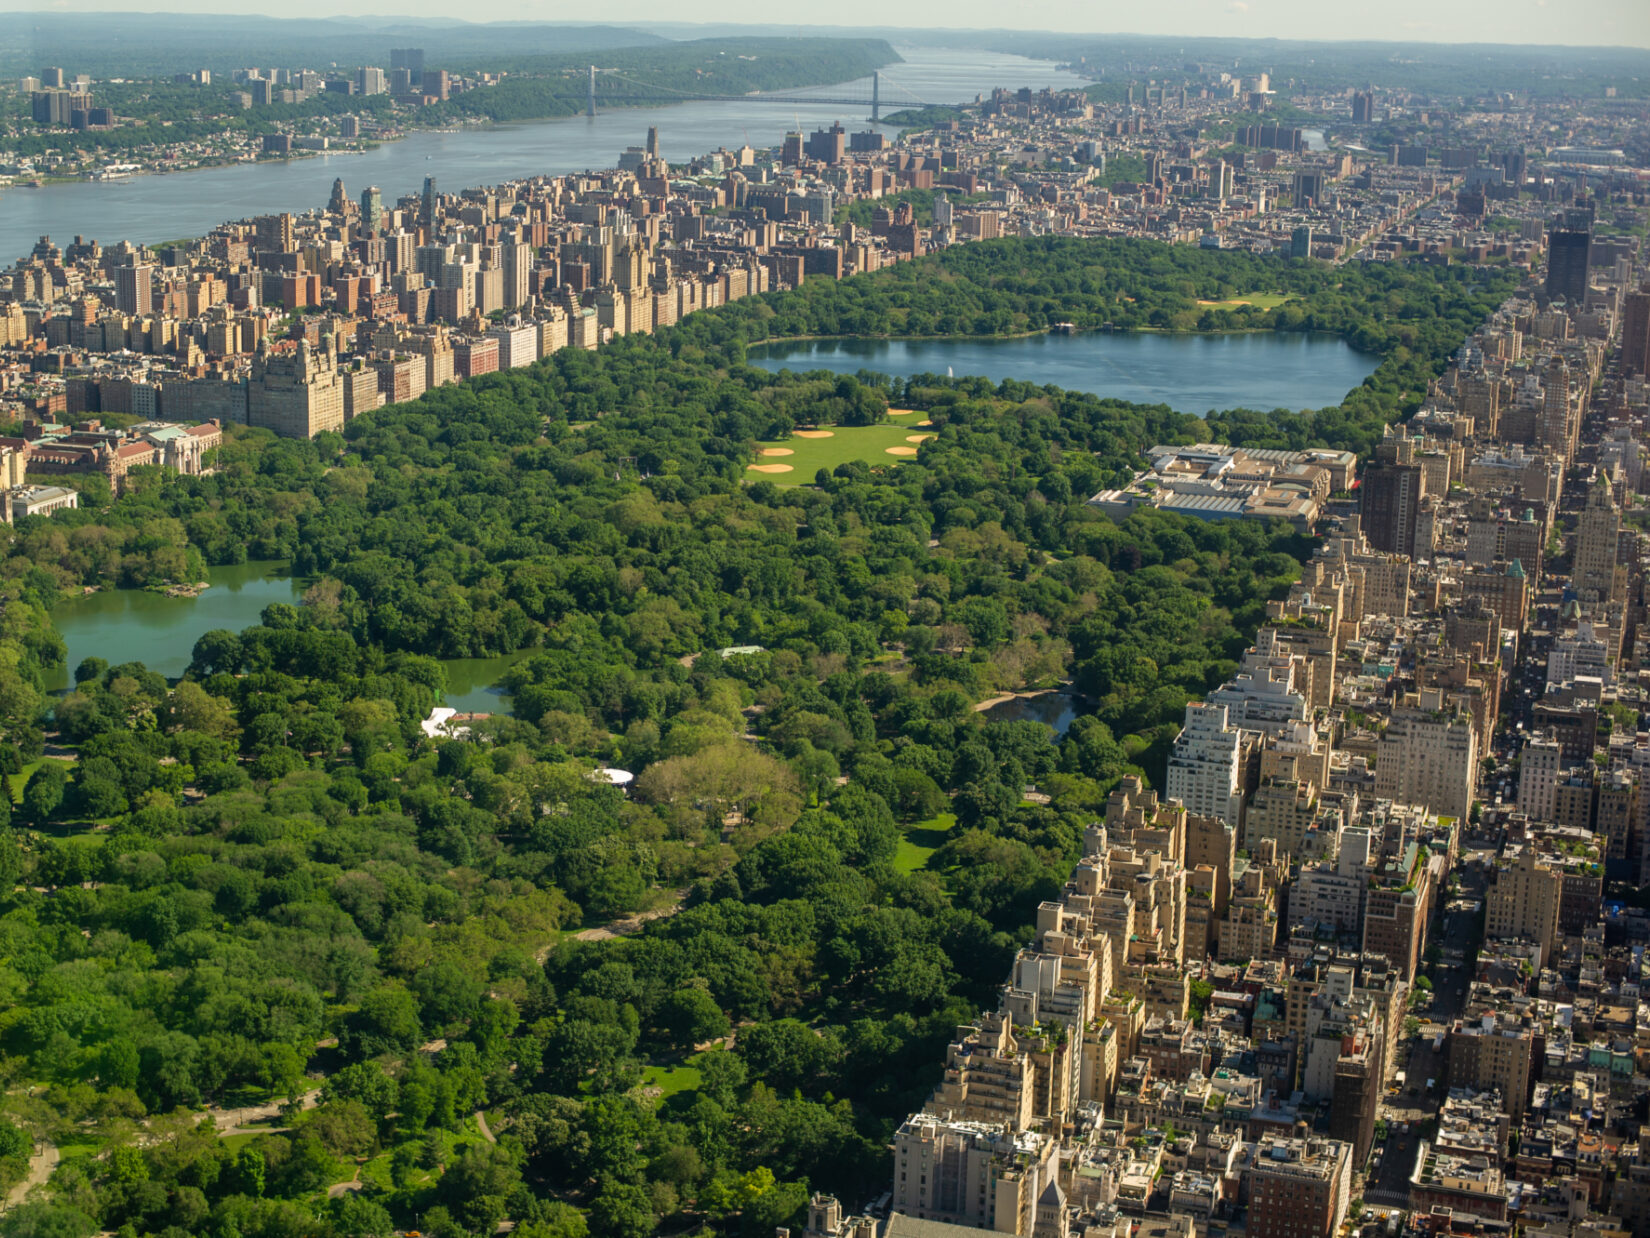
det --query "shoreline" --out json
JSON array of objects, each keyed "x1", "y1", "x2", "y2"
[
  {"x1": 746, "y1": 321, "x2": 1382, "y2": 357},
  {"x1": 6, "y1": 58, "x2": 910, "y2": 196},
  {"x1": 972, "y1": 685, "x2": 1074, "y2": 713}
]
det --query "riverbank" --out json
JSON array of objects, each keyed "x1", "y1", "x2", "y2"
[
  {"x1": 1, "y1": 46, "x2": 1090, "y2": 263},
  {"x1": 4, "y1": 50, "x2": 907, "y2": 194}
]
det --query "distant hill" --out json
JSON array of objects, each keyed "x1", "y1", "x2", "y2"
[{"x1": 0, "y1": 14, "x2": 668, "y2": 78}]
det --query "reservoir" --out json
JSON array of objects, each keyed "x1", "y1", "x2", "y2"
[
  {"x1": 747, "y1": 331, "x2": 1380, "y2": 414},
  {"x1": 46, "y1": 560, "x2": 526, "y2": 713},
  {"x1": 0, "y1": 47, "x2": 1087, "y2": 265}
]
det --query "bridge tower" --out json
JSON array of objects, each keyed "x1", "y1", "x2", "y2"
[
  {"x1": 587, "y1": 65, "x2": 596, "y2": 117},
  {"x1": 871, "y1": 70, "x2": 880, "y2": 123}
]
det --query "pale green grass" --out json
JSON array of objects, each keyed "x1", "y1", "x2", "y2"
[
  {"x1": 747, "y1": 420, "x2": 936, "y2": 485},
  {"x1": 1194, "y1": 292, "x2": 1297, "y2": 310}
]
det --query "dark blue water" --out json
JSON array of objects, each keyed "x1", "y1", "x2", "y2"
[
  {"x1": 748, "y1": 331, "x2": 1379, "y2": 414},
  {"x1": 983, "y1": 693, "x2": 1082, "y2": 736}
]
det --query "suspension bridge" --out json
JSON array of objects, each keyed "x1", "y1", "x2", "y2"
[{"x1": 582, "y1": 67, "x2": 926, "y2": 123}]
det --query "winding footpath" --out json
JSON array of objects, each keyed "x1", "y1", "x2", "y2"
[{"x1": 3, "y1": 1136, "x2": 58, "y2": 1212}]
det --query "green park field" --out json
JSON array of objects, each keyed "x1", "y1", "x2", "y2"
[
  {"x1": 1194, "y1": 291, "x2": 1297, "y2": 310},
  {"x1": 746, "y1": 412, "x2": 936, "y2": 485}
]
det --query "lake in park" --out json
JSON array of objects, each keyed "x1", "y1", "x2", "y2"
[
  {"x1": 748, "y1": 331, "x2": 1379, "y2": 415},
  {"x1": 47, "y1": 560, "x2": 528, "y2": 713},
  {"x1": 982, "y1": 693, "x2": 1083, "y2": 736}
]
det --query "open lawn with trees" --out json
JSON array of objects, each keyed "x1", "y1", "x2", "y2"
[{"x1": 746, "y1": 419, "x2": 936, "y2": 484}]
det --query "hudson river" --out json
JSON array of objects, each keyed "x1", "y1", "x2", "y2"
[{"x1": 1, "y1": 47, "x2": 1087, "y2": 264}]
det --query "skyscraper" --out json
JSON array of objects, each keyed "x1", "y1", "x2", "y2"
[
  {"x1": 502, "y1": 241, "x2": 533, "y2": 311},
  {"x1": 360, "y1": 186, "x2": 383, "y2": 230},
  {"x1": 1573, "y1": 474, "x2": 1621, "y2": 604},
  {"x1": 115, "y1": 264, "x2": 152, "y2": 316},
  {"x1": 1541, "y1": 358, "x2": 1577, "y2": 466},
  {"x1": 390, "y1": 47, "x2": 425, "y2": 86},
  {"x1": 1360, "y1": 458, "x2": 1424, "y2": 555},
  {"x1": 1166, "y1": 702, "x2": 1247, "y2": 827},
  {"x1": 1623, "y1": 286, "x2": 1650, "y2": 377},
  {"x1": 422, "y1": 176, "x2": 437, "y2": 228},
  {"x1": 1545, "y1": 227, "x2": 1592, "y2": 305}
]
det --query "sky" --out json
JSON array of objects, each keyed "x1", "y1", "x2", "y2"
[{"x1": 7, "y1": 0, "x2": 1650, "y2": 47}]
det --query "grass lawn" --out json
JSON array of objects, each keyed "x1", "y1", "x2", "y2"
[
  {"x1": 1194, "y1": 292, "x2": 1297, "y2": 310},
  {"x1": 9, "y1": 761, "x2": 41, "y2": 804},
  {"x1": 747, "y1": 417, "x2": 936, "y2": 485},
  {"x1": 637, "y1": 1063, "x2": 702, "y2": 1106},
  {"x1": 894, "y1": 812, "x2": 956, "y2": 873},
  {"x1": 55, "y1": 1139, "x2": 101, "y2": 1164}
]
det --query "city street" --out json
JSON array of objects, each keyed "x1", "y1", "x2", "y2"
[{"x1": 1360, "y1": 852, "x2": 1488, "y2": 1209}]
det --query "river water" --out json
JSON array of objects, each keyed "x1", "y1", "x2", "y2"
[
  {"x1": 1, "y1": 47, "x2": 1089, "y2": 264},
  {"x1": 749, "y1": 331, "x2": 1380, "y2": 414}
]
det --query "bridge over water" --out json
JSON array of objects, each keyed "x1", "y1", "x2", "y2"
[{"x1": 583, "y1": 67, "x2": 926, "y2": 123}]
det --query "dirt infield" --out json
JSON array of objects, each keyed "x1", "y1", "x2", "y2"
[
  {"x1": 760, "y1": 447, "x2": 795, "y2": 456},
  {"x1": 747, "y1": 463, "x2": 796, "y2": 473},
  {"x1": 792, "y1": 429, "x2": 835, "y2": 439},
  {"x1": 884, "y1": 446, "x2": 918, "y2": 457}
]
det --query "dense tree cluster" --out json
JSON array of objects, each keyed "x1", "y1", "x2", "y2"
[{"x1": 0, "y1": 237, "x2": 1497, "y2": 1236}]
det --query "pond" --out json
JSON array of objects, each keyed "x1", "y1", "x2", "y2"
[
  {"x1": 747, "y1": 330, "x2": 1379, "y2": 415},
  {"x1": 46, "y1": 561, "x2": 526, "y2": 712},
  {"x1": 982, "y1": 692, "x2": 1084, "y2": 737},
  {"x1": 46, "y1": 561, "x2": 303, "y2": 693}
]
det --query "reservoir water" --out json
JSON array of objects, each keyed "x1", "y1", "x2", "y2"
[
  {"x1": 47, "y1": 560, "x2": 526, "y2": 713},
  {"x1": 748, "y1": 331, "x2": 1380, "y2": 414},
  {"x1": 0, "y1": 47, "x2": 1088, "y2": 265}
]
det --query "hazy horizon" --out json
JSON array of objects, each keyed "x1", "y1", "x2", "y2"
[{"x1": 4, "y1": 3, "x2": 1649, "y2": 51}]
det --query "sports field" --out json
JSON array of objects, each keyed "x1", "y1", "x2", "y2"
[
  {"x1": 1194, "y1": 292, "x2": 1297, "y2": 310},
  {"x1": 746, "y1": 411, "x2": 935, "y2": 485}
]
